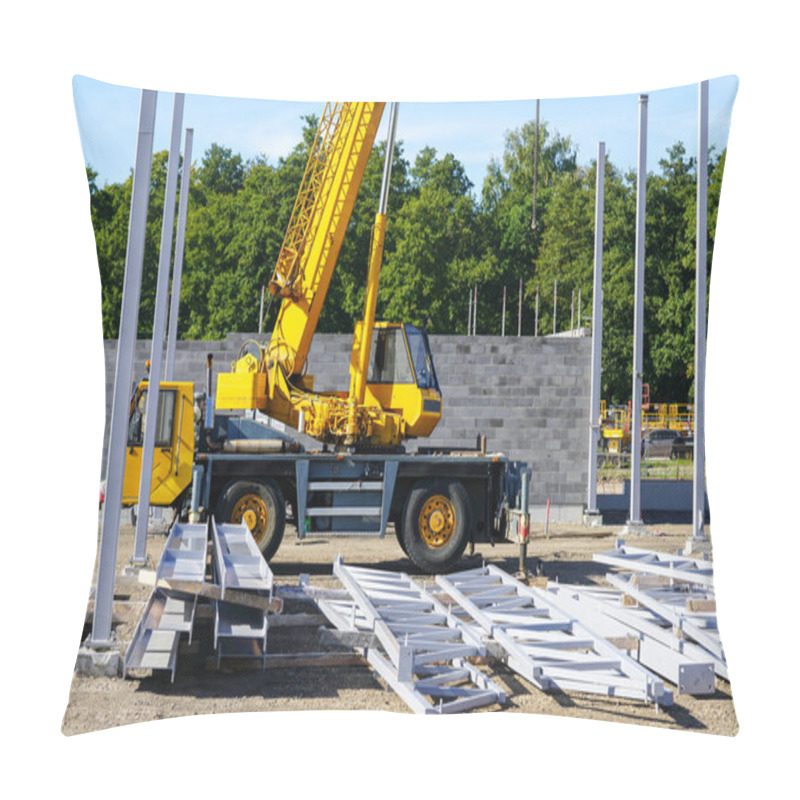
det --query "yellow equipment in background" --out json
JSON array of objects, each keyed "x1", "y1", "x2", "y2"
[{"x1": 216, "y1": 101, "x2": 442, "y2": 448}]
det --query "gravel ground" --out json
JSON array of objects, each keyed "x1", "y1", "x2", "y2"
[{"x1": 62, "y1": 521, "x2": 738, "y2": 737}]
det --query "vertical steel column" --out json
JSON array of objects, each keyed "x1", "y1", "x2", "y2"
[
  {"x1": 518, "y1": 278, "x2": 523, "y2": 337},
  {"x1": 534, "y1": 286, "x2": 539, "y2": 337},
  {"x1": 628, "y1": 95, "x2": 648, "y2": 529},
  {"x1": 473, "y1": 286, "x2": 478, "y2": 335},
  {"x1": 166, "y1": 127, "x2": 194, "y2": 380},
  {"x1": 467, "y1": 289, "x2": 473, "y2": 335},
  {"x1": 89, "y1": 90, "x2": 157, "y2": 647},
  {"x1": 133, "y1": 93, "x2": 185, "y2": 563},
  {"x1": 586, "y1": 142, "x2": 606, "y2": 517},
  {"x1": 692, "y1": 81, "x2": 709, "y2": 542},
  {"x1": 531, "y1": 99, "x2": 540, "y2": 230},
  {"x1": 570, "y1": 289, "x2": 575, "y2": 332},
  {"x1": 552, "y1": 280, "x2": 557, "y2": 334},
  {"x1": 501, "y1": 286, "x2": 506, "y2": 336}
]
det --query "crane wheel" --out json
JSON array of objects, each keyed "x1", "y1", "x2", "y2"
[
  {"x1": 216, "y1": 479, "x2": 286, "y2": 562},
  {"x1": 400, "y1": 479, "x2": 471, "y2": 573}
]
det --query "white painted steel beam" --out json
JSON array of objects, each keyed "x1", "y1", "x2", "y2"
[
  {"x1": 316, "y1": 559, "x2": 506, "y2": 714},
  {"x1": 547, "y1": 583, "x2": 716, "y2": 694},
  {"x1": 593, "y1": 542, "x2": 714, "y2": 588},
  {"x1": 134, "y1": 93, "x2": 185, "y2": 563},
  {"x1": 692, "y1": 80, "x2": 709, "y2": 542},
  {"x1": 211, "y1": 518, "x2": 273, "y2": 598},
  {"x1": 587, "y1": 141, "x2": 605, "y2": 515},
  {"x1": 437, "y1": 564, "x2": 672, "y2": 706},
  {"x1": 604, "y1": 572, "x2": 726, "y2": 673},
  {"x1": 91, "y1": 89, "x2": 157, "y2": 648},
  {"x1": 629, "y1": 95, "x2": 648, "y2": 527},
  {"x1": 165, "y1": 127, "x2": 194, "y2": 381}
]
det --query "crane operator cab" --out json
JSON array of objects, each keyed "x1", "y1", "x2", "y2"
[{"x1": 357, "y1": 321, "x2": 442, "y2": 439}]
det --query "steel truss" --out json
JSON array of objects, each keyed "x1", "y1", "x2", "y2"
[
  {"x1": 593, "y1": 541, "x2": 713, "y2": 588},
  {"x1": 436, "y1": 565, "x2": 672, "y2": 707},
  {"x1": 604, "y1": 572, "x2": 726, "y2": 679},
  {"x1": 546, "y1": 583, "x2": 717, "y2": 693},
  {"x1": 317, "y1": 558, "x2": 507, "y2": 714}
]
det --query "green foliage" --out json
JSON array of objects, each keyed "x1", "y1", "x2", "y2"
[{"x1": 86, "y1": 111, "x2": 725, "y2": 403}]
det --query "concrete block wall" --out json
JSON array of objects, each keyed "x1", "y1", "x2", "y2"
[{"x1": 102, "y1": 332, "x2": 592, "y2": 509}]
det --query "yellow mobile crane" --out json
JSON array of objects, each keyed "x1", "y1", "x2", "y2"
[
  {"x1": 121, "y1": 102, "x2": 525, "y2": 573},
  {"x1": 215, "y1": 102, "x2": 440, "y2": 447}
]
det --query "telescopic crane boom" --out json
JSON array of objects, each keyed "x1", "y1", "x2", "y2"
[{"x1": 216, "y1": 102, "x2": 442, "y2": 448}]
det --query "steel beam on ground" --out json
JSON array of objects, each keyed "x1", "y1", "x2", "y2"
[
  {"x1": 90, "y1": 90, "x2": 157, "y2": 649},
  {"x1": 316, "y1": 559, "x2": 506, "y2": 714},
  {"x1": 211, "y1": 517, "x2": 273, "y2": 598},
  {"x1": 547, "y1": 583, "x2": 716, "y2": 693},
  {"x1": 124, "y1": 520, "x2": 206, "y2": 681},
  {"x1": 437, "y1": 564, "x2": 672, "y2": 706},
  {"x1": 604, "y1": 572, "x2": 726, "y2": 676},
  {"x1": 593, "y1": 541, "x2": 714, "y2": 588}
]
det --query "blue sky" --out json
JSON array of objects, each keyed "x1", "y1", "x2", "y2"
[{"x1": 73, "y1": 74, "x2": 738, "y2": 192}]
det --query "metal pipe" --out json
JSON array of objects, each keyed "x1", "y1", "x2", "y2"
[
  {"x1": 90, "y1": 89, "x2": 157, "y2": 648},
  {"x1": 133, "y1": 93, "x2": 185, "y2": 564},
  {"x1": 692, "y1": 81, "x2": 709, "y2": 542},
  {"x1": 587, "y1": 142, "x2": 606, "y2": 516},
  {"x1": 501, "y1": 285, "x2": 506, "y2": 336},
  {"x1": 553, "y1": 280, "x2": 557, "y2": 335},
  {"x1": 534, "y1": 286, "x2": 539, "y2": 337},
  {"x1": 473, "y1": 286, "x2": 478, "y2": 335},
  {"x1": 629, "y1": 95, "x2": 648, "y2": 528},
  {"x1": 518, "y1": 278, "x2": 522, "y2": 337}
]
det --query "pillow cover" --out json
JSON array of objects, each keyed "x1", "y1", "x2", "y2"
[{"x1": 65, "y1": 75, "x2": 738, "y2": 736}]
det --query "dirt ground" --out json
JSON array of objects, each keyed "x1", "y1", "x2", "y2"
[{"x1": 62, "y1": 520, "x2": 738, "y2": 737}]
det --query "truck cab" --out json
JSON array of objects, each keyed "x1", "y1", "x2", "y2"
[{"x1": 122, "y1": 381, "x2": 195, "y2": 507}]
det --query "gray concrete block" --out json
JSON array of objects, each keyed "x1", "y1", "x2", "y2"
[{"x1": 75, "y1": 646, "x2": 123, "y2": 678}]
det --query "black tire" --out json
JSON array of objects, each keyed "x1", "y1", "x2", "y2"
[
  {"x1": 394, "y1": 516, "x2": 410, "y2": 557},
  {"x1": 399, "y1": 479, "x2": 471, "y2": 574},
  {"x1": 215, "y1": 479, "x2": 286, "y2": 562}
]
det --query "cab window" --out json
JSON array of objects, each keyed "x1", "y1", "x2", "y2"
[
  {"x1": 368, "y1": 328, "x2": 414, "y2": 384},
  {"x1": 128, "y1": 388, "x2": 177, "y2": 448},
  {"x1": 405, "y1": 327, "x2": 439, "y2": 390}
]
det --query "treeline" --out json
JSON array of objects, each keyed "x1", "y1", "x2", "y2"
[{"x1": 86, "y1": 115, "x2": 725, "y2": 403}]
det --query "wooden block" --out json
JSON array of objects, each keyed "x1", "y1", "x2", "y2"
[
  {"x1": 206, "y1": 652, "x2": 366, "y2": 671},
  {"x1": 155, "y1": 578, "x2": 283, "y2": 614},
  {"x1": 686, "y1": 598, "x2": 716, "y2": 613},
  {"x1": 607, "y1": 635, "x2": 640, "y2": 652},
  {"x1": 269, "y1": 613, "x2": 328, "y2": 628}
]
